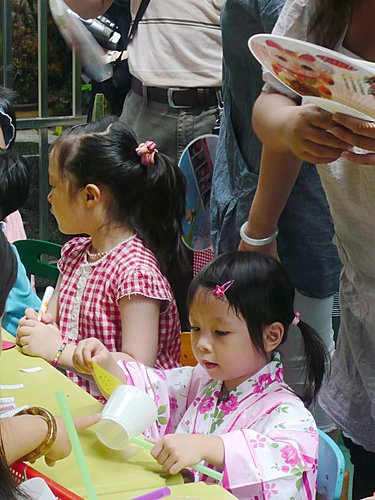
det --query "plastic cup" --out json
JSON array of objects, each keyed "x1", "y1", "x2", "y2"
[{"x1": 95, "y1": 385, "x2": 157, "y2": 450}]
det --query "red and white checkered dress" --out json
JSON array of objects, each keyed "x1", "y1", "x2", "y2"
[{"x1": 58, "y1": 235, "x2": 181, "y2": 396}]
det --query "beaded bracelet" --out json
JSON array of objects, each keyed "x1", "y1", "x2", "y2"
[
  {"x1": 240, "y1": 222, "x2": 279, "y2": 247},
  {"x1": 15, "y1": 407, "x2": 57, "y2": 463},
  {"x1": 51, "y1": 341, "x2": 67, "y2": 368}
]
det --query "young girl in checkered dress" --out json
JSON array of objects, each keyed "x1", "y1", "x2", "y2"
[{"x1": 17, "y1": 117, "x2": 186, "y2": 397}]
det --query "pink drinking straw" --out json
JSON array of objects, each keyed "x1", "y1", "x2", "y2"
[{"x1": 131, "y1": 486, "x2": 171, "y2": 500}]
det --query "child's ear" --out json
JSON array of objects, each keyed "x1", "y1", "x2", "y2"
[
  {"x1": 83, "y1": 184, "x2": 101, "y2": 206},
  {"x1": 263, "y1": 322, "x2": 284, "y2": 353}
]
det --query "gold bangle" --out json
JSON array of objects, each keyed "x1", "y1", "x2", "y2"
[{"x1": 15, "y1": 407, "x2": 57, "y2": 462}]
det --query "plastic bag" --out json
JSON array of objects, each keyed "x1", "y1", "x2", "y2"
[{"x1": 49, "y1": 0, "x2": 113, "y2": 83}]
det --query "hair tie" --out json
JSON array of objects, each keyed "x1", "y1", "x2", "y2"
[
  {"x1": 291, "y1": 312, "x2": 301, "y2": 326},
  {"x1": 212, "y1": 280, "x2": 234, "y2": 299},
  {"x1": 135, "y1": 141, "x2": 158, "y2": 166}
]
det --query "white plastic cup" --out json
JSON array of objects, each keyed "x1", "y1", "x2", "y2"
[{"x1": 95, "y1": 385, "x2": 157, "y2": 450}]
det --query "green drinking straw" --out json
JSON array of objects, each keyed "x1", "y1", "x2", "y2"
[
  {"x1": 55, "y1": 391, "x2": 98, "y2": 500},
  {"x1": 130, "y1": 435, "x2": 224, "y2": 482}
]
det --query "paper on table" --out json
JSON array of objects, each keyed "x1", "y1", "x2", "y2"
[
  {"x1": 19, "y1": 367, "x2": 43, "y2": 373},
  {"x1": 0, "y1": 405, "x2": 29, "y2": 418},
  {"x1": 0, "y1": 383, "x2": 24, "y2": 390},
  {"x1": 0, "y1": 397, "x2": 15, "y2": 415}
]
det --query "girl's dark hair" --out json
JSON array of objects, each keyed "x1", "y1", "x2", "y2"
[
  {"x1": 188, "y1": 252, "x2": 329, "y2": 406},
  {"x1": 50, "y1": 116, "x2": 186, "y2": 273},
  {"x1": 0, "y1": 230, "x2": 22, "y2": 500},
  {"x1": 0, "y1": 87, "x2": 16, "y2": 149},
  {"x1": 0, "y1": 150, "x2": 30, "y2": 220},
  {"x1": 308, "y1": 0, "x2": 356, "y2": 49}
]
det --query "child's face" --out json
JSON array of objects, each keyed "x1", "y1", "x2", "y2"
[
  {"x1": 189, "y1": 288, "x2": 269, "y2": 391},
  {"x1": 47, "y1": 149, "x2": 84, "y2": 234}
]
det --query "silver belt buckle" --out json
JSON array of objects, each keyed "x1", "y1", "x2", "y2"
[{"x1": 167, "y1": 88, "x2": 191, "y2": 109}]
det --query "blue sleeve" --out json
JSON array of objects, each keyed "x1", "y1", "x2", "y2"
[{"x1": 3, "y1": 245, "x2": 41, "y2": 336}]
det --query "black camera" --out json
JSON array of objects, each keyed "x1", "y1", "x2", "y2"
[{"x1": 68, "y1": 10, "x2": 122, "y2": 51}]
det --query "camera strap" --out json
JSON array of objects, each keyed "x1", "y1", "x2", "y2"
[{"x1": 114, "y1": 0, "x2": 151, "y2": 64}]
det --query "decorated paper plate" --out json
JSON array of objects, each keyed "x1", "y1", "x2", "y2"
[
  {"x1": 248, "y1": 34, "x2": 375, "y2": 121},
  {"x1": 178, "y1": 134, "x2": 218, "y2": 251}
]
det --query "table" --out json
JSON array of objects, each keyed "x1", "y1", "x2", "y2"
[{"x1": 1, "y1": 331, "x2": 234, "y2": 499}]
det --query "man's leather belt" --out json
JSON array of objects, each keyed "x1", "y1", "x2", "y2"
[{"x1": 131, "y1": 77, "x2": 220, "y2": 108}]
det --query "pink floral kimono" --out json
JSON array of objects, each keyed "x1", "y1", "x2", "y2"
[{"x1": 119, "y1": 353, "x2": 318, "y2": 499}]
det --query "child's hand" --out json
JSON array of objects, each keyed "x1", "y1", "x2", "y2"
[
  {"x1": 73, "y1": 338, "x2": 114, "y2": 374},
  {"x1": 25, "y1": 307, "x2": 58, "y2": 326},
  {"x1": 287, "y1": 104, "x2": 351, "y2": 164},
  {"x1": 44, "y1": 413, "x2": 101, "y2": 466},
  {"x1": 24, "y1": 307, "x2": 56, "y2": 326},
  {"x1": 24, "y1": 308, "x2": 38, "y2": 320},
  {"x1": 16, "y1": 317, "x2": 63, "y2": 362},
  {"x1": 149, "y1": 434, "x2": 224, "y2": 475}
]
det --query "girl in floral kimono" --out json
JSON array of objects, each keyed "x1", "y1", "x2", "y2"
[{"x1": 73, "y1": 251, "x2": 328, "y2": 499}]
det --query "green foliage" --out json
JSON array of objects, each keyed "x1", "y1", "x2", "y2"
[{"x1": 12, "y1": 0, "x2": 72, "y2": 111}]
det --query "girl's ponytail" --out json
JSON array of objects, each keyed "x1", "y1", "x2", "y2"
[
  {"x1": 136, "y1": 144, "x2": 186, "y2": 273},
  {"x1": 53, "y1": 119, "x2": 186, "y2": 275},
  {"x1": 297, "y1": 320, "x2": 330, "y2": 406}
]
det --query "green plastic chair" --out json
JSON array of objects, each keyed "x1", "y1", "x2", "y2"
[{"x1": 13, "y1": 239, "x2": 62, "y2": 282}]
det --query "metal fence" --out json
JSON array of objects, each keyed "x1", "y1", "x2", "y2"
[{"x1": 1, "y1": 0, "x2": 86, "y2": 239}]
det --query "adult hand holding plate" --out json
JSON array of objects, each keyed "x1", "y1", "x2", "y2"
[{"x1": 249, "y1": 34, "x2": 375, "y2": 121}]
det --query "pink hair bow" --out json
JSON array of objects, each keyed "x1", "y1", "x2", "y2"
[
  {"x1": 212, "y1": 280, "x2": 235, "y2": 299},
  {"x1": 135, "y1": 141, "x2": 158, "y2": 166}
]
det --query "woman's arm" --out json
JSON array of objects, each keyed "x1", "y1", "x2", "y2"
[
  {"x1": 62, "y1": 0, "x2": 114, "y2": 19},
  {"x1": 252, "y1": 92, "x2": 350, "y2": 163},
  {"x1": 2, "y1": 413, "x2": 100, "y2": 466},
  {"x1": 239, "y1": 146, "x2": 302, "y2": 257},
  {"x1": 240, "y1": 92, "x2": 351, "y2": 253}
]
